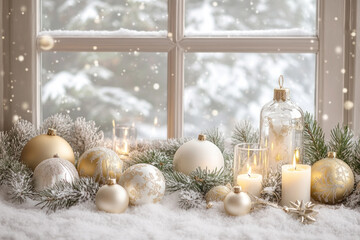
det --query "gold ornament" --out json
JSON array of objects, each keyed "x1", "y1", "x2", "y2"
[
  {"x1": 311, "y1": 152, "x2": 355, "y2": 204},
  {"x1": 223, "y1": 186, "x2": 251, "y2": 216},
  {"x1": 33, "y1": 154, "x2": 79, "y2": 191},
  {"x1": 283, "y1": 200, "x2": 318, "y2": 224},
  {"x1": 21, "y1": 128, "x2": 75, "y2": 171},
  {"x1": 39, "y1": 35, "x2": 55, "y2": 50},
  {"x1": 173, "y1": 134, "x2": 224, "y2": 175},
  {"x1": 95, "y1": 179, "x2": 129, "y2": 214},
  {"x1": 119, "y1": 164, "x2": 165, "y2": 205},
  {"x1": 77, "y1": 147, "x2": 124, "y2": 183},
  {"x1": 205, "y1": 184, "x2": 231, "y2": 202}
]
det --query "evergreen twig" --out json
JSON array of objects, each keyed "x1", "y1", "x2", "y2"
[
  {"x1": 205, "y1": 128, "x2": 225, "y2": 152},
  {"x1": 329, "y1": 124, "x2": 354, "y2": 164},
  {"x1": 231, "y1": 120, "x2": 259, "y2": 146},
  {"x1": 303, "y1": 112, "x2": 328, "y2": 164}
]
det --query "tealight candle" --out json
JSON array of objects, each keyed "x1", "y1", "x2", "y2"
[
  {"x1": 281, "y1": 155, "x2": 311, "y2": 206},
  {"x1": 237, "y1": 167, "x2": 263, "y2": 197}
]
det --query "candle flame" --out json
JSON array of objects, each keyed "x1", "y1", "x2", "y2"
[
  {"x1": 247, "y1": 167, "x2": 252, "y2": 177},
  {"x1": 254, "y1": 154, "x2": 257, "y2": 165},
  {"x1": 293, "y1": 154, "x2": 297, "y2": 170},
  {"x1": 154, "y1": 117, "x2": 158, "y2": 125},
  {"x1": 123, "y1": 141, "x2": 128, "y2": 154}
]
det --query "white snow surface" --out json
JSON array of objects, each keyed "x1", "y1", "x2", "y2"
[{"x1": 1, "y1": 186, "x2": 359, "y2": 240}]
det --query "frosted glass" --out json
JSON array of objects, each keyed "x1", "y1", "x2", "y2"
[
  {"x1": 41, "y1": 0, "x2": 168, "y2": 33},
  {"x1": 185, "y1": 0, "x2": 316, "y2": 36},
  {"x1": 184, "y1": 53, "x2": 316, "y2": 137},
  {"x1": 41, "y1": 52, "x2": 167, "y2": 139}
]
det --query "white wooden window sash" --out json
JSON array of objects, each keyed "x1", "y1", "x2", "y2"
[{"x1": 2, "y1": 0, "x2": 357, "y2": 140}]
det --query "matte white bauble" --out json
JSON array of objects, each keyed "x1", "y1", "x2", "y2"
[
  {"x1": 95, "y1": 179, "x2": 129, "y2": 214},
  {"x1": 33, "y1": 155, "x2": 79, "y2": 191},
  {"x1": 173, "y1": 134, "x2": 224, "y2": 175},
  {"x1": 119, "y1": 164, "x2": 165, "y2": 205}
]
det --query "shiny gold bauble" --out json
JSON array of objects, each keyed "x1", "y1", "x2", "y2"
[
  {"x1": 224, "y1": 186, "x2": 252, "y2": 216},
  {"x1": 33, "y1": 154, "x2": 79, "y2": 191},
  {"x1": 173, "y1": 134, "x2": 224, "y2": 175},
  {"x1": 77, "y1": 147, "x2": 124, "y2": 183},
  {"x1": 205, "y1": 185, "x2": 231, "y2": 202},
  {"x1": 95, "y1": 179, "x2": 129, "y2": 214},
  {"x1": 21, "y1": 128, "x2": 75, "y2": 171},
  {"x1": 119, "y1": 163, "x2": 165, "y2": 205},
  {"x1": 311, "y1": 152, "x2": 354, "y2": 204}
]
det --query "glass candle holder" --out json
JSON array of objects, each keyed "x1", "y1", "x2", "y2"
[
  {"x1": 233, "y1": 143, "x2": 268, "y2": 197},
  {"x1": 113, "y1": 124, "x2": 137, "y2": 159}
]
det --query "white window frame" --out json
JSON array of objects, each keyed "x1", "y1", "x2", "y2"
[{"x1": 1, "y1": 0, "x2": 359, "y2": 139}]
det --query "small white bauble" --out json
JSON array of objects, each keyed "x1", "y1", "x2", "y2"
[
  {"x1": 95, "y1": 179, "x2": 129, "y2": 214},
  {"x1": 119, "y1": 164, "x2": 165, "y2": 205},
  {"x1": 173, "y1": 134, "x2": 224, "y2": 175},
  {"x1": 33, "y1": 155, "x2": 79, "y2": 191},
  {"x1": 224, "y1": 186, "x2": 252, "y2": 216},
  {"x1": 205, "y1": 185, "x2": 232, "y2": 202}
]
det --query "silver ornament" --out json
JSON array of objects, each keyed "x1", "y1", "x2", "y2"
[
  {"x1": 33, "y1": 155, "x2": 79, "y2": 191},
  {"x1": 224, "y1": 186, "x2": 252, "y2": 216},
  {"x1": 96, "y1": 179, "x2": 129, "y2": 214}
]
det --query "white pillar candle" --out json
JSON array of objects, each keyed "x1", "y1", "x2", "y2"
[
  {"x1": 281, "y1": 163, "x2": 311, "y2": 206},
  {"x1": 237, "y1": 173, "x2": 263, "y2": 197}
]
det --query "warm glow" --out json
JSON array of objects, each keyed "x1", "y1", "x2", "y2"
[
  {"x1": 293, "y1": 154, "x2": 297, "y2": 170},
  {"x1": 265, "y1": 139, "x2": 268, "y2": 147},
  {"x1": 247, "y1": 167, "x2": 252, "y2": 177},
  {"x1": 295, "y1": 149, "x2": 300, "y2": 163},
  {"x1": 271, "y1": 142, "x2": 274, "y2": 151},
  {"x1": 154, "y1": 117, "x2": 158, "y2": 125},
  {"x1": 254, "y1": 154, "x2": 257, "y2": 165},
  {"x1": 123, "y1": 141, "x2": 128, "y2": 154}
]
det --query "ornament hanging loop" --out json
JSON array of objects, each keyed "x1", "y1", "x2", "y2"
[{"x1": 278, "y1": 75, "x2": 284, "y2": 89}]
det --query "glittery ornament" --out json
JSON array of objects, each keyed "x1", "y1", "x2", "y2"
[
  {"x1": 205, "y1": 184, "x2": 231, "y2": 202},
  {"x1": 311, "y1": 152, "x2": 354, "y2": 204},
  {"x1": 77, "y1": 147, "x2": 124, "y2": 183},
  {"x1": 119, "y1": 164, "x2": 165, "y2": 205},
  {"x1": 33, "y1": 154, "x2": 79, "y2": 191}
]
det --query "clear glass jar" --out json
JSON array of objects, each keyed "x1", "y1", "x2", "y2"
[
  {"x1": 259, "y1": 75, "x2": 304, "y2": 171},
  {"x1": 112, "y1": 123, "x2": 137, "y2": 160},
  {"x1": 233, "y1": 143, "x2": 268, "y2": 197}
]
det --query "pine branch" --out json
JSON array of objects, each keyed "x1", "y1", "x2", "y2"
[
  {"x1": 352, "y1": 139, "x2": 360, "y2": 174},
  {"x1": 189, "y1": 168, "x2": 232, "y2": 194},
  {"x1": 36, "y1": 178, "x2": 99, "y2": 213},
  {"x1": 205, "y1": 128, "x2": 225, "y2": 152},
  {"x1": 329, "y1": 124, "x2": 354, "y2": 164},
  {"x1": 303, "y1": 112, "x2": 328, "y2": 164},
  {"x1": 130, "y1": 149, "x2": 173, "y2": 171},
  {"x1": 231, "y1": 120, "x2": 259, "y2": 146},
  {"x1": 163, "y1": 170, "x2": 199, "y2": 193}
]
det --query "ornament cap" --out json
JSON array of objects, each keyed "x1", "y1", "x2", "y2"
[
  {"x1": 327, "y1": 152, "x2": 336, "y2": 158},
  {"x1": 107, "y1": 178, "x2": 116, "y2": 185},
  {"x1": 234, "y1": 186, "x2": 241, "y2": 193},
  {"x1": 273, "y1": 75, "x2": 290, "y2": 101},
  {"x1": 47, "y1": 128, "x2": 57, "y2": 136},
  {"x1": 53, "y1": 154, "x2": 59, "y2": 158},
  {"x1": 198, "y1": 134, "x2": 206, "y2": 141}
]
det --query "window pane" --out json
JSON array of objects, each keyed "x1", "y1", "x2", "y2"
[
  {"x1": 185, "y1": 0, "x2": 316, "y2": 36},
  {"x1": 41, "y1": 0, "x2": 167, "y2": 34},
  {"x1": 184, "y1": 53, "x2": 316, "y2": 137},
  {"x1": 41, "y1": 52, "x2": 167, "y2": 139}
]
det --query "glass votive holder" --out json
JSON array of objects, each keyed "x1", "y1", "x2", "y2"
[
  {"x1": 113, "y1": 124, "x2": 137, "y2": 159},
  {"x1": 233, "y1": 143, "x2": 268, "y2": 197}
]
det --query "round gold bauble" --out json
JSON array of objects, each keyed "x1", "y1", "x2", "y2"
[
  {"x1": 77, "y1": 147, "x2": 124, "y2": 183},
  {"x1": 223, "y1": 186, "x2": 252, "y2": 216},
  {"x1": 95, "y1": 179, "x2": 129, "y2": 214},
  {"x1": 39, "y1": 35, "x2": 55, "y2": 51},
  {"x1": 119, "y1": 163, "x2": 165, "y2": 205},
  {"x1": 205, "y1": 185, "x2": 231, "y2": 202},
  {"x1": 173, "y1": 134, "x2": 224, "y2": 175},
  {"x1": 311, "y1": 152, "x2": 355, "y2": 204},
  {"x1": 20, "y1": 128, "x2": 75, "y2": 171},
  {"x1": 33, "y1": 154, "x2": 79, "y2": 191}
]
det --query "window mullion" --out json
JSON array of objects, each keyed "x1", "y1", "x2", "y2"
[{"x1": 167, "y1": 0, "x2": 184, "y2": 138}]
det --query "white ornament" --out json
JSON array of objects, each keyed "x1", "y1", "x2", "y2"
[
  {"x1": 33, "y1": 156, "x2": 79, "y2": 191},
  {"x1": 173, "y1": 134, "x2": 224, "y2": 175},
  {"x1": 119, "y1": 164, "x2": 165, "y2": 205},
  {"x1": 95, "y1": 179, "x2": 129, "y2": 214}
]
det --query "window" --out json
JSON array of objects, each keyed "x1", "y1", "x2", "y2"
[{"x1": 1, "y1": 0, "x2": 359, "y2": 139}]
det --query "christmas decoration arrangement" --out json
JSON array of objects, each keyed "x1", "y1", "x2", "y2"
[{"x1": 0, "y1": 76, "x2": 360, "y2": 225}]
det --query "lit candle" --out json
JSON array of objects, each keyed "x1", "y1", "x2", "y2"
[
  {"x1": 281, "y1": 154, "x2": 311, "y2": 206},
  {"x1": 237, "y1": 166, "x2": 263, "y2": 197}
]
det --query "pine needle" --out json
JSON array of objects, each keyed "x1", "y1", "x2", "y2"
[
  {"x1": 329, "y1": 124, "x2": 354, "y2": 164},
  {"x1": 231, "y1": 120, "x2": 259, "y2": 146}
]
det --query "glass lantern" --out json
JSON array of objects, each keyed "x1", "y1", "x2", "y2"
[
  {"x1": 112, "y1": 124, "x2": 137, "y2": 160},
  {"x1": 233, "y1": 143, "x2": 268, "y2": 197},
  {"x1": 259, "y1": 75, "x2": 304, "y2": 171}
]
